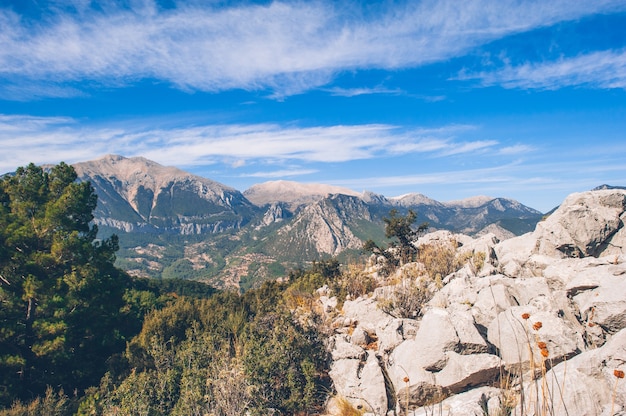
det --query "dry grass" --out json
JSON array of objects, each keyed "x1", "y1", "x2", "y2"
[{"x1": 332, "y1": 397, "x2": 365, "y2": 416}]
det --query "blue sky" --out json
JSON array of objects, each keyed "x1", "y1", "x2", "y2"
[{"x1": 1, "y1": 1, "x2": 626, "y2": 212}]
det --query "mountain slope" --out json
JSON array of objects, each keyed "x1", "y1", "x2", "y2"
[
  {"x1": 244, "y1": 180, "x2": 361, "y2": 210},
  {"x1": 254, "y1": 193, "x2": 377, "y2": 259},
  {"x1": 74, "y1": 154, "x2": 259, "y2": 234},
  {"x1": 69, "y1": 155, "x2": 543, "y2": 288}
]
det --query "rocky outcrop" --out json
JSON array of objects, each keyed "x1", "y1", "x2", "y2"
[{"x1": 325, "y1": 189, "x2": 626, "y2": 415}]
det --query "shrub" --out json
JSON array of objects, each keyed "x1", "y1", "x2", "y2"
[
  {"x1": 378, "y1": 277, "x2": 434, "y2": 319},
  {"x1": 418, "y1": 241, "x2": 459, "y2": 282},
  {"x1": 331, "y1": 264, "x2": 378, "y2": 304}
]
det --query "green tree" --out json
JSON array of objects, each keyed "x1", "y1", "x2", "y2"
[
  {"x1": 0, "y1": 163, "x2": 129, "y2": 408},
  {"x1": 364, "y1": 209, "x2": 428, "y2": 274}
]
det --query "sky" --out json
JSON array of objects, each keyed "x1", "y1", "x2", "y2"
[{"x1": 1, "y1": 1, "x2": 626, "y2": 212}]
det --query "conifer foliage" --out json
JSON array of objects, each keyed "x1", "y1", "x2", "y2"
[{"x1": 0, "y1": 163, "x2": 128, "y2": 407}]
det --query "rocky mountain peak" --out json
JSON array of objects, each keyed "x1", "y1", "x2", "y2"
[
  {"x1": 73, "y1": 155, "x2": 256, "y2": 234},
  {"x1": 74, "y1": 154, "x2": 236, "y2": 196},
  {"x1": 244, "y1": 180, "x2": 361, "y2": 210},
  {"x1": 390, "y1": 192, "x2": 442, "y2": 207}
]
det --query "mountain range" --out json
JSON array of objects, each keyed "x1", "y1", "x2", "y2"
[{"x1": 72, "y1": 154, "x2": 544, "y2": 288}]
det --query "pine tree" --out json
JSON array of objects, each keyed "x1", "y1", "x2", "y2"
[{"x1": 0, "y1": 163, "x2": 128, "y2": 408}]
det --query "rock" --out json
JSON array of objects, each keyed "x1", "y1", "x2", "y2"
[
  {"x1": 494, "y1": 189, "x2": 626, "y2": 279},
  {"x1": 516, "y1": 328, "x2": 626, "y2": 416},
  {"x1": 387, "y1": 309, "x2": 460, "y2": 406},
  {"x1": 410, "y1": 387, "x2": 503, "y2": 416},
  {"x1": 570, "y1": 272, "x2": 626, "y2": 335},
  {"x1": 350, "y1": 327, "x2": 371, "y2": 348},
  {"x1": 535, "y1": 190, "x2": 626, "y2": 258},
  {"x1": 436, "y1": 352, "x2": 502, "y2": 394},
  {"x1": 375, "y1": 318, "x2": 415, "y2": 353},
  {"x1": 326, "y1": 189, "x2": 626, "y2": 414},
  {"x1": 495, "y1": 232, "x2": 544, "y2": 277},
  {"x1": 318, "y1": 295, "x2": 338, "y2": 315},
  {"x1": 450, "y1": 310, "x2": 490, "y2": 354},
  {"x1": 342, "y1": 297, "x2": 394, "y2": 334},
  {"x1": 487, "y1": 306, "x2": 583, "y2": 368},
  {"x1": 329, "y1": 352, "x2": 388, "y2": 415},
  {"x1": 472, "y1": 279, "x2": 519, "y2": 328},
  {"x1": 330, "y1": 335, "x2": 366, "y2": 361}
]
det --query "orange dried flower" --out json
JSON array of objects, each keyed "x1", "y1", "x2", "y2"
[
  {"x1": 403, "y1": 376, "x2": 410, "y2": 383},
  {"x1": 615, "y1": 370, "x2": 625, "y2": 379},
  {"x1": 521, "y1": 313, "x2": 530, "y2": 320},
  {"x1": 537, "y1": 341, "x2": 547, "y2": 350},
  {"x1": 540, "y1": 348, "x2": 549, "y2": 358},
  {"x1": 533, "y1": 322, "x2": 543, "y2": 331}
]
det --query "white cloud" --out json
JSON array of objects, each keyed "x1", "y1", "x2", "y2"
[
  {"x1": 460, "y1": 50, "x2": 626, "y2": 90},
  {"x1": 2, "y1": 0, "x2": 624, "y2": 98},
  {"x1": 498, "y1": 144, "x2": 535, "y2": 155},
  {"x1": 325, "y1": 86, "x2": 404, "y2": 97},
  {"x1": 438, "y1": 140, "x2": 498, "y2": 156},
  {"x1": 238, "y1": 168, "x2": 319, "y2": 178},
  {"x1": 0, "y1": 114, "x2": 496, "y2": 173}
]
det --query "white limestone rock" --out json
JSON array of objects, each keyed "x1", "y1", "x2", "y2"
[
  {"x1": 487, "y1": 306, "x2": 583, "y2": 368},
  {"x1": 410, "y1": 387, "x2": 503, "y2": 416},
  {"x1": 436, "y1": 352, "x2": 502, "y2": 394},
  {"x1": 516, "y1": 328, "x2": 626, "y2": 416},
  {"x1": 535, "y1": 189, "x2": 626, "y2": 258},
  {"x1": 341, "y1": 297, "x2": 394, "y2": 334},
  {"x1": 330, "y1": 335, "x2": 366, "y2": 361},
  {"x1": 329, "y1": 352, "x2": 388, "y2": 415}
]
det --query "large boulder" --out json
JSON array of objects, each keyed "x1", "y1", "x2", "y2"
[
  {"x1": 495, "y1": 189, "x2": 626, "y2": 277},
  {"x1": 542, "y1": 256, "x2": 626, "y2": 345},
  {"x1": 535, "y1": 190, "x2": 626, "y2": 258},
  {"x1": 388, "y1": 308, "x2": 494, "y2": 408},
  {"x1": 435, "y1": 352, "x2": 502, "y2": 394},
  {"x1": 410, "y1": 387, "x2": 503, "y2": 416}
]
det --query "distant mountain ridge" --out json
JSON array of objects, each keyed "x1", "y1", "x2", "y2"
[
  {"x1": 244, "y1": 180, "x2": 361, "y2": 210},
  {"x1": 71, "y1": 155, "x2": 544, "y2": 287},
  {"x1": 74, "y1": 154, "x2": 257, "y2": 234}
]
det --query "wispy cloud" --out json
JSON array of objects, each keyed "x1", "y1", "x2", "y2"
[
  {"x1": 0, "y1": 114, "x2": 500, "y2": 173},
  {"x1": 459, "y1": 50, "x2": 626, "y2": 90},
  {"x1": 325, "y1": 86, "x2": 404, "y2": 97},
  {"x1": 2, "y1": 0, "x2": 624, "y2": 98},
  {"x1": 498, "y1": 144, "x2": 535, "y2": 155},
  {"x1": 438, "y1": 140, "x2": 498, "y2": 156},
  {"x1": 335, "y1": 164, "x2": 519, "y2": 189},
  {"x1": 238, "y1": 168, "x2": 319, "y2": 178}
]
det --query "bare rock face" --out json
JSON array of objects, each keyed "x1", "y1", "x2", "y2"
[
  {"x1": 271, "y1": 194, "x2": 371, "y2": 256},
  {"x1": 487, "y1": 306, "x2": 583, "y2": 368},
  {"x1": 243, "y1": 180, "x2": 361, "y2": 210},
  {"x1": 496, "y1": 189, "x2": 626, "y2": 272}
]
